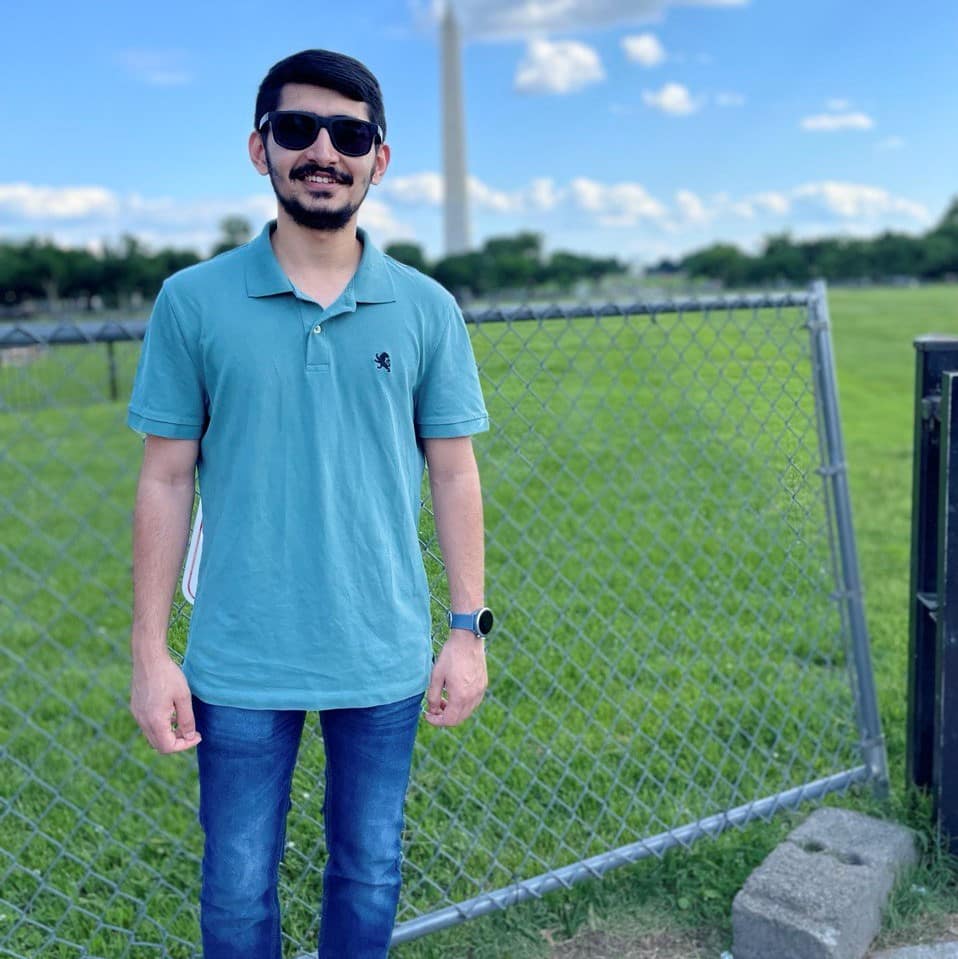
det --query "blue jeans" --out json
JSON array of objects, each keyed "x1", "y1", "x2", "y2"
[{"x1": 192, "y1": 692, "x2": 422, "y2": 959}]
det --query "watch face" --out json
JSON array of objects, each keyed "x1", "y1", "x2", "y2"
[{"x1": 477, "y1": 607, "x2": 494, "y2": 636}]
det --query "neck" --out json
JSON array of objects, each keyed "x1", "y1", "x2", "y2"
[{"x1": 269, "y1": 209, "x2": 363, "y2": 279}]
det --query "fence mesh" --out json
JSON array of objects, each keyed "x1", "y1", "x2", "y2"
[{"x1": 0, "y1": 292, "x2": 882, "y2": 958}]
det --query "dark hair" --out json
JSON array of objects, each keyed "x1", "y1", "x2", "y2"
[{"x1": 255, "y1": 49, "x2": 386, "y2": 140}]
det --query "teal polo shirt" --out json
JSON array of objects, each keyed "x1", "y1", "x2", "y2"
[{"x1": 128, "y1": 223, "x2": 488, "y2": 710}]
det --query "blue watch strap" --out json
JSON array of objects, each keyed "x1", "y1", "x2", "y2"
[
  {"x1": 447, "y1": 607, "x2": 494, "y2": 638},
  {"x1": 449, "y1": 612, "x2": 477, "y2": 633}
]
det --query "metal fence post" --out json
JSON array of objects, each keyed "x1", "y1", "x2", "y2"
[
  {"x1": 934, "y1": 371, "x2": 958, "y2": 847},
  {"x1": 107, "y1": 340, "x2": 119, "y2": 401},
  {"x1": 907, "y1": 336, "x2": 958, "y2": 793},
  {"x1": 808, "y1": 280, "x2": 889, "y2": 792}
]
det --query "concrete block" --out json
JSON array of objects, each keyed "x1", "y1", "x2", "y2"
[
  {"x1": 733, "y1": 841, "x2": 885, "y2": 959},
  {"x1": 732, "y1": 809, "x2": 919, "y2": 959},
  {"x1": 791, "y1": 808, "x2": 921, "y2": 893}
]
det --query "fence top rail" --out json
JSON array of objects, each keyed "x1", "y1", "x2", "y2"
[
  {"x1": 0, "y1": 319, "x2": 148, "y2": 349},
  {"x1": 462, "y1": 291, "x2": 812, "y2": 325},
  {"x1": 0, "y1": 290, "x2": 815, "y2": 349}
]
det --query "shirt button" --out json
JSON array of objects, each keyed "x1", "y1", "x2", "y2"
[{"x1": 313, "y1": 324, "x2": 323, "y2": 334}]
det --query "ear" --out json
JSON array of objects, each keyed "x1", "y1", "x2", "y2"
[
  {"x1": 370, "y1": 142, "x2": 391, "y2": 186},
  {"x1": 249, "y1": 130, "x2": 269, "y2": 176}
]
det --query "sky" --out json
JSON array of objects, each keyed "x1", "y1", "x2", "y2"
[{"x1": 0, "y1": 0, "x2": 955, "y2": 267}]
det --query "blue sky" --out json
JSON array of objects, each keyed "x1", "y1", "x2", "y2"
[{"x1": 1, "y1": 0, "x2": 954, "y2": 266}]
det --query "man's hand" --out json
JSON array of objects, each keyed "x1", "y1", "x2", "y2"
[
  {"x1": 425, "y1": 631, "x2": 488, "y2": 727},
  {"x1": 130, "y1": 654, "x2": 201, "y2": 753}
]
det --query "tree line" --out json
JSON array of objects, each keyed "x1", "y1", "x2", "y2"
[
  {"x1": 383, "y1": 232, "x2": 626, "y2": 298},
  {"x1": 0, "y1": 217, "x2": 625, "y2": 313},
  {"x1": 651, "y1": 197, "x2": 958, "y2": 288},
  {"x1": 2, "y1": 197, "x2": 956, "y2": 313}
]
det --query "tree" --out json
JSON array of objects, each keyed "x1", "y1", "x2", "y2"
[
  {"x1": 756, "y1": 233, "x2": 808, "y2": 284},
  {"x1": 476, "y1": 233, "x2": 544, "y2": 290},
  {"x1": 482, "y1": 232, "x2": 542, "y2": 261},
  {"x1": 385, "y1": 242, "x2": 429, "y2": 274},
  {"x1": 543, "y1": 251, "x2": 626, "y2": 289},
  {"x1": 937, "y1": 196, "x2": 958, "y2": 231},
  {"x1": 211, "y1": 216, "x2": 253, "y2": 256},
  {"x1": 681, "y1": 243, "x2": 752, "y2": 287},
  {"x1": 920, "y1": 232, "x2": 958, "y2": 279},
  {"x1": 921, "y1": 197, "x2": 958, "y2": 279},
  {"x1": 432, "y1": 252, "x2": 493, "y2": 298}
]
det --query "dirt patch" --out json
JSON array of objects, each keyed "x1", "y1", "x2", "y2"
[
  {"x1": 868, "y1": 912, "x2": 958, "y2": 955},
  {"x1": 544, "y1": 926, "x2": 723, "y2": 959},
  {"x1": 535, "y1": 911, "x2": 958, "y2": 958}
]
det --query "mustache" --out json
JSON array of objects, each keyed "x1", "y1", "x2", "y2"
[{"x1": 289, "y1": 163, "x2": 353, "y2": 185}]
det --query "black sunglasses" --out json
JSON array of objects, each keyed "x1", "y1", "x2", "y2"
[{"x1": 258, "y1": 111, "x2": 383, "y2": 157}]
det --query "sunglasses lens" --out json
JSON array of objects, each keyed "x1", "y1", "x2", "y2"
[
  {"x1": 271, "y1": 112, "x2": 320, "y2": 150},
  {"x1": 329, "y1": 118, "x2": 376, "y2": 156},
  {"x1": 267, "y1": 113, "x2": 378, "y2": 155}
]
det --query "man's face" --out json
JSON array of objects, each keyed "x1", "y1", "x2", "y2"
[{"x1": 249, "y1": 83, "x2": 389, "y2": 232}]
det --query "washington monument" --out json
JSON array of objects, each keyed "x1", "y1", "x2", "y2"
[{"x1": 441, "y1": 1, "x2": 471, "y2": 254}]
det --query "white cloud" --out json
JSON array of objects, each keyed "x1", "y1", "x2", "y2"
[
  {"x1": 383, "y1": 172, "x2": 445, "y2": 205},
  {"x1": 800, "y1": 112, "x2": 874, "y2": 132},
  {"x1": 793, "y1": 181, "x2": 929, "y2": 222},
  {"x1": 525, "y1": 178, "x2": 563, "y2": 212},
  {"x1": 642, "y1": 82, "x2": 698, "y2": 115},
  {"x1": 383, "y1": 173, "x2": 564, "y2": 215},
  {"x1": 515, "y1": 38, "x2": 605, "y2": 94},
  {"x1": 423, "y1": 0, "x2": 747, "y2": 40},
  {"x1": 0, "y1": 173, "x2": 932, "y2": 262},
  {"x1": 0, "y1": 184, "x2": 413, "y2": 254},
  {"x1": 751, "y1": 191, "x2": 790, "y2": 215},
  {"x1": 676, "y1": 189, "x2": 709, "y2": 224},
  {"x1": 0, "y1": 182, "x2": 276, "y2": 251},
  {"x1": 357, "y1": 199, "x2": 415, "y2": 244},
  {"x1": 709, "y1": 192, "x2": 753, "y2": 219},
  {"x1": 715, "y1": 91, "x2": 745, "y2": 107},
  {"x1": 0, "y1": 183, "x2": 120, "y2": 220},
  {"x1": 706, "y1": 190, "x2": 792, "y2": 221},
  {"x1": 122, "y1": 193, "x2": 276, "y2": 226},
  {"x1": 622, "y1": 33, "x2": 666, "y2": 67},
  {"x1": 468, "y1": 176, "x2": 521, "y2": 212},
  {"x1": 570, "y1": 177, "x2": 668, "y2": 226},
  {"x1": 117, "y1": 50, "x2": 192, "y2": 87}
]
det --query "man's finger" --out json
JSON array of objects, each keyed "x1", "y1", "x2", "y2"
[
  {"x1": 427, "y1": 691, "x2": 470, "y2": 727},
  {"x1": 149, "y1": 722, "x2": 201, "y2": 753},
  {"x1": 147, "y1": 720, "x2": 178, "y2": 754},
  {"x1": 425, "y1": 667, "x2": 445, "y2": 715},
  {"x1": 424, "y1": 706, "x2": 448, "y2": 727},
  {"x1": 173, "y1": 693, "x2": 200, "y2": 742}
]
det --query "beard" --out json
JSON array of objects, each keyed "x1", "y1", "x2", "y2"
[{"x1": 266, "y1": 153, "x2": 373, "y2": 232}]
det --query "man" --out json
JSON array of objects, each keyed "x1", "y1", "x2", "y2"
[{"x1": 127, "y1": 48, "x2": 492, "y2": 959}]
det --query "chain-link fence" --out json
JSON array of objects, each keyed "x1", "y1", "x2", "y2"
[{"x1": 1, "y1": 284, "x2": 886, "y2": 957}]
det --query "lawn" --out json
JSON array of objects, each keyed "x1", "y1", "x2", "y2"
[{"x1": 1, "y1": 284, "x2": 956, "y2": 958}]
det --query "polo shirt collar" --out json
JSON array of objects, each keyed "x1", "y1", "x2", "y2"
[
  {"x1": 245, "y1": 222, "x2": 291, "y2": 298},
  {"x1": 245, "y1": 222, "x2": 396, "y2": 304}
]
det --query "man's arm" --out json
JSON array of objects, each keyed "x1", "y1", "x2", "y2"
[
  {"x1": 423, "y1": 435, "x2": 488, "y2": 727},
  {"x1": 129, "y1": 435, "x2": 201, "y2": 753}
]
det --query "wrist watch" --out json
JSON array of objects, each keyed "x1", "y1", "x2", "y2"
[{"x1": 448, "y1": 606, "x2": 494, "y2": 639}]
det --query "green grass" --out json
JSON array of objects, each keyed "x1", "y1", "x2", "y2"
[{"x1": 2, "y1": 285, "x2": 957, "y2": 958}]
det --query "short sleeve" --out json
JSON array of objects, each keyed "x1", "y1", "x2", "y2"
[
  {"x1": 415, "y1": 302, "x2": 489, "y2": 439},
  {"x1": 127, "y1": 284, "x2": 207, "y2": 439}
]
